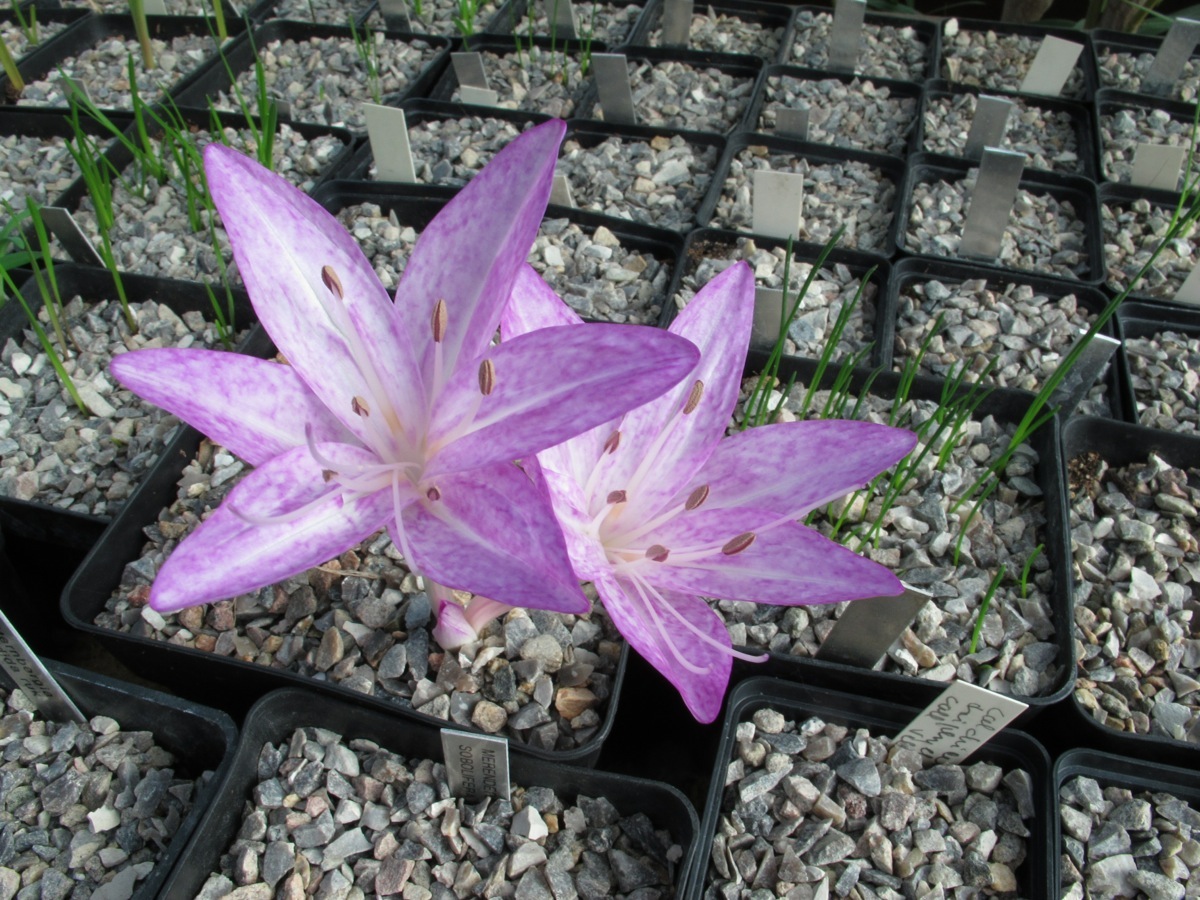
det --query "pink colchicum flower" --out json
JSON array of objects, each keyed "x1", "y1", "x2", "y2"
[
  {"x1": 498, "y1": 260, "x2": 919, "y2": 722},
  {"x1": 110, "y1": 120, "x2": 702, "y2": 615}
]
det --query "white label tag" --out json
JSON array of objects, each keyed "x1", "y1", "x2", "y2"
[
  {"x1": 1019, "y1": 35, "x2": 1082, "y2": 96},
  {"x1": 891, "y1": 681, "x2": 1028, "y2": 765},
  {"x1": 145, "y1": 0, "x2": 169, "y2": 14},
  {"x1": 460, "y1": 85, "x2": 499, "y2": 106},
  {"x1": 0, "y1": 609, "x2": 86, "y2": 724},
  {"x1": 1175, "y1": 260, "x2": 1200, "y2": 305},
  {"x1": 752, "y1": 170, "x2": 804, "y2": 240},
  {"x1": 1131, "y1": 143, "x2": 1187, "y2": 192},
  {"x1": 441, "y1": 728, "x2": 510, "y2": 801},
  {"x1": 364, "y1": 103, "x2": 416, "y2": 183},
  {"x1": 550, "y1": 173, "x2": 575, "y2": 207}
]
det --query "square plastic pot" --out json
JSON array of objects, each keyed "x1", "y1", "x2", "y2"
[
  {"x1": 785, "y1": 5, "x2": 939, "y2": 83},
  {"x1": 630, "y1": 0, "x2": 794, "y2": 65},
  {"x1": 1115, "y1": 301, "x2": 1200, "y2": 433}
]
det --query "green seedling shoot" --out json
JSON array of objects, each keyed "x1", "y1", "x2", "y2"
[
  {"x1": 216, "y1": 29, "x2": 278, "y2": 170},
  {"x1": 968, "y1": 564, "x2": 1006, "y2": 655},
  {"x1": 12, "y1": 1, "x2": 38, "y2": 44},
  {"x1": 210, "y1": 0, "x2": 227, "y2": 42},
  {"x1": 349, "y1": 19, "x2": 384, "y2": 104},
  {"x1": 128, "y1": 0, "x2": 156, "y2": 68},
  {"x1": 454, "y1": 0, "x2": 480, "y2": 38},
  {"x1": 0, "y1": 35, "x2": 24, "y2": 93},
  {"x1": 1020, "y1": 544, "x2": 1043, "y2": 600}
]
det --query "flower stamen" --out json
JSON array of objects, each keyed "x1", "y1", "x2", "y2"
[{"x1": 478, "y1": 358, "x2": 495, "y2": 396}]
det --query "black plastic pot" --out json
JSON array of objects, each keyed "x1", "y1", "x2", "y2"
[
  {"x1": 746, "y1": 63, "x2": 923, "y2": 158},
  {"x1": 897, "y1": 152, "x2": 1104, "y2": 284},
  {"x1": 247, "y1": 0, "x2": 378, "y2": 27},
  {"x1": 938, "y1": 16, "x2": 1095, "y2": 101},
  {"x1": 174, "y1": 20, "x2": 451, "y2": 130},
  {"x1": 1091, "y1": 28, "x2": 1200, "y2": 104},
  {"x1": 160, "y1": 686, "x2": 699, "y2": 897},
  {"x1": 686, "y1": 677, "x2": 1055, "y2": 900},
  {"x1": 726, "y1": 353, "x2": 1077, "y2": 721},
  {"x1": 1058, "y1": 415, "x2": 1200, "y2": 769},
  {"x1": 1054, "y1": 748, "x2": 1200, "y2": 897},
  {"x1": 340, "y1": 96, "x2": 553, "y2": 183},
  {"x1": 700, "y1": 131, "x2": 906, "y2": 257},
  {"x1": 883, "y1": 255, "x2": 1124, "y2": 418},
  {"x1": 921, "y1": 80, "x2": 1098, "y2": 181},
  {"x1": 668, "y1": 224, "x2": 891, "y2": 364},
  {"x1": 573, "y1": 45, "x2": 764, "y2": 136},
  {"x1": 558, "y1": 117, "x2": 725, "y2": 232},
  {"x1": 1115, "y1": 301, "x2": 1200, "y2": 431},
  {"x1": 502, "y1": 0, "x2": 651, "y2": 47},
  {"x1": 1095, "y1": 88, "x2": 1200, "y2": 190},
  {"x1": 629, "y1": 0, "x2": 794, "y2": 65},
  {"x1": 786, "y1": 4, "x2": 939, "y2": 84},
  {"x1": 3, "y1": 13, "x2": 241, "y2": 109},
  {"x1": 0, "y1": 659, "x2": 238, "y2": 900},
  {"x1": 1098, "y1": 181, "x2": 1200, "y2": 306}
]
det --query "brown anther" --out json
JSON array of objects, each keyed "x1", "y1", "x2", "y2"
[
  {"x1": 352, "y1": 396, "x2": 371, "y2": 417},
  {"x1": 427, "y1": 486, "x2": 441, "y2": 501},
  {"x1": 606, "y1": 490, "x2": 627, "y2": 505},
  {"x1": 682, "y1": 379, "x2": 704, "y2": 415},
  {"x1": 603, "y1": 430, "x2": 622, "y2": 454},
  {"x1": 322, "y1": 469, "x2": 336, "y2": 483},
  {"x1": 478, "y1": 358, "x2": 496, "y2": 396},
  {"x1": 721, "y1": 532, "x2": 756, "y2": 556},
  {"x1": 685, "y1": 484, "x2": 709, "y2": 510},
  {"x1": 431, "y1": 299, "x2": 448, "y2": 343},
  {"x1": 321, "y1": 265, "x2": 344, "y2": 299},
  {"x1": 644, "y1": 544, "x2": 670, "y2": 562}
]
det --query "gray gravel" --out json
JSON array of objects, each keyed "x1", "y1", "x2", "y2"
[
  {"x1": 757, "y1": 75, "x2": 915, "y2": 157},
  {"x1": 1095, "y1": 41, "x2": 1200, "y2": 103},
  {"x1": 0, "y1": 298, "x2": 241, "y2": 517},
  {"x1": 0, "y1": 684, "x2": 210, "y2": 900},
  {"x1": 1100, "y1": 105, "x2": 1196, "y2": 188},
  {"x1": 923, "y1": 92, "x2": 1084, "y2": 176},
  {"x1": 789, "y1": 10, "x2": 929, "y2": 82},
  {"x1": 0, "y1": 131, "x2": 102, "y2": 210},
  {"x1": 0, "y1": 16, "x2": 70, "y2": 61},
  {"x1": 556, "y1": 133, "x2": 717, "y2": 232},
  {"x1": 1125, "y1": 331, "x2": 1200, "y2": 434},
  {"x1": 397, "y1": 0, "x2": 502, "y2": 37},
  {"x1": 1101, "y1": 197, "x2": 1200, "y2": 300},
  {"x1": 512, "y1": 0, "x2": 645, "y2": 46},
  {"x1": 673, "y1": 234, "x2": 876, "y2": 361},
  {"x1": 1059, "y1": 774, "x2": 1200, "y2": 900},
  {"x1": 199, "y1": 725, "x2": 683, "y2": 899},
  {"x1": 209, "y1": 34, "x2": 441, "y2": 131},
  {"x1": 15, "y1": 31, "x2": 218, "y2": 109},
  {"x1": 939, "y1": 19, "x2": 1086, "y2": 99},
  {"x1": 894, "y1": 278, "x2": 1107, "y2": 406},
  {"x1": 718, "y1": 380, "x2": 1061, "y2": 698},
  {"x1": 711, "y1": 146, "x2": 896, "y2": 253},
  {"x1": 64, "y1": 124, "x2": 345, "y2": 283},
  {"x1": 366, "y1": 114, "x2": 536, "y2": 186},
  {"x1": 447, "y1": 46, "x2": 588, "y2": 119},
  {"x1": 646, "y1": 8, "x2": 783, "y2": 61},
  {"x1": 708, "y1": 707, "x2": 1034, "y2": 899},
  {"x1": 1068, "y1": 450, "x2": 1200, "y2": 746},
  {"x1": 95, "y1": 440, "x2": 623, "y2": 753},
  {"x1": 260, "y1": 0, "x2": 379, "y2": 26},
  {"x1": 905, "y1": 172, "x2": 1091, "y2": 280},
  {"x1": 588, "y1": 58, "x2": 755, "y2": 134}
]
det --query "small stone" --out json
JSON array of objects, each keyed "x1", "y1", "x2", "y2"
[{"x1": 512, "y1": 806, "x2": 549, "y2": 841}]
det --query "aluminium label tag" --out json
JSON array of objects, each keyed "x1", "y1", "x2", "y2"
[
  {"x1": 441, "y1": 728, "x2": 510, "y2": 802},
  {"x1": 751, "y1": 286, "x2": 786, "y2": 351},
  {"x1": 144, "y1": 0, "x2": 169, "y2": 14},
  {"x1": 776, "y1": 106, "x2": 809, "y2": 142},
  {"x1": 1018, "y1": 35, "x2": 1083, "y2": 97},
  {"x1": 828, "y1": 0, "x2": 866, "y2": 73},
  {"x1": 459, "y1": 85, "x2": 500, "y2": 106},
  {"x1": 364, "y1": 103, "x2": 417, "y2": 183},
  {"x1": 541, "y1": 0, "x2": 579, "y2": 39},
  {"x1": 963, "y1": 95, "x2": 1014, "y2": 161},
  {"x1": 1048, "y1": 330, "x2": 1120, "y2": 417},
  {"x1": 890, "y1": 681, "x2": 1028, "y2": 765},
  {"x1": 1130, "y1": 143, "x2": 1187, "y2": 192},
  {"x1": 378, "y1": 0, "x2": 414, "y2": 32},
  {"x1": 1143, "y1": 18, "x2": 1200, "y2": 97},
  {"x1": 815, "y1": 586, "x2": 932, "y2": 669},
  {"x1": 1175, "y1": 259, "x2": 1200, "y2": 305},
  {"x1": 959, "y1": 148, "x2": 1025, "y2": 262},
  {"x1": 550, "y1": 173, "x2": 575, "y2": 207},
  {"x1": 452, "y1": 52, "x2": 491, "y2": 90},
  {"x1": 0, "y1": 609, "x2": 86, "y2": 724},
  {"x1": 661, "y1": 0, "x2": 694, "y2": 46},
  {"x1": 752, "y1": 170, "x2": 804, "y2": 240},
  {"x1": 593, "y1": 53, "x2": 637, "y2": 125},
  {"x1": 40, "y1": 207, "x2": 104, "y2": 267}
]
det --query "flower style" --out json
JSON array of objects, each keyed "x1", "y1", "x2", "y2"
[
  {"x1": 499, "y1": 261, "x2": 918, "y2": 722},
  {"x1": 111, "y1": 120, "x2": 701, "y2": 614}
]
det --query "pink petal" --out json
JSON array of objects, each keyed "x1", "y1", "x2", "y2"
[
  {"x1": 400, "y1": 461, "x2": 590, "y2": 615},
  {"x1": 525, "y1": 459, "x2": 612, "y2": 582},
  {"x1": 642, "y1": 509, "x2": 903, "y2": 605},
  {"x1": 425, "y1": 322, "x2": 700, "y2": 478},
  {"x1": 678, "y1": 420, "x2": 917, "y2": 519},
  {"x1": 395, "y1": 120, "x2": 566, "y2": 403},
  {"x1": 593, "y1": 570, "x2": 731, "y2": 723},
  {"x1": 204, "y1": 144, "x2": 425, "y2": 451},
  {"x1": 150, "y1": 443, "x2": 397, "y2": 612},
  {"x1": 110, "y1": 348, "x2": 357, "y2": 467},
  {"x1": 588, "y1": 262, "x2": 754, "y2": 523}
]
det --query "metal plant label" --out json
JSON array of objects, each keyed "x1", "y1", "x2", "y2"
[
  {"x1": 593, "y1": 54, "x2": 638, "y2": 125},
  {"x1": 1019, "y1": 35, "x2": 1082, "y2": 97},
  {"x1": 441, "y1": 728, "x2": 511, "y2": 801},
  {"x1": 662, "y1": 0, "x2": 694, "y2": 46},
  {"x1": 0, "y1": 609, "x2": 86, "y2": 724},
  {"x1": 829, "y1": 0, "x2": 866, "y2": 73},
  {"x1": 964, "y1": 95, "x2": 1014, "y2": 161},
  {"x1": 815, "y1": 586, "x2": 932, "y2": 669},
  {"x1": 1143, "y1": 18, "x2": 1200, "y2": 97},
  {"x1": 364, "y1": 104, "x2": 417, "y2": 183},
  {"x1": 776, "y1": 106, "x2": 810, "y2": 142},
  {"x1": 959, "y1": 148, "x2": 1025, "y2": 262}
]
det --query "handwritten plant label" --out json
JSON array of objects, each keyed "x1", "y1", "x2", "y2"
[
  {"x1": 1131, "y1": 143, "x2": 1187, "y2": 192},
  {"x1": 890, "y1": 681, "x2": 1027, "y2": 765},
  {"x1": 440, "y1": 728, "x2": 511, "y2": 801}
]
